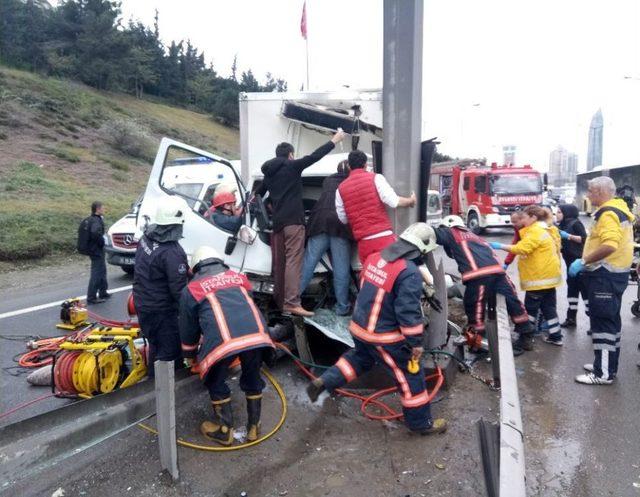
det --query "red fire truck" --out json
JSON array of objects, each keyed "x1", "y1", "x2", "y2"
[{"x1": 430, "y1": 159, "x2": 545, "y2": 233}]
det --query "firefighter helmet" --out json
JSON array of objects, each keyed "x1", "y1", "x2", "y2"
[
  {"x1": 399, "y1": 222, "x2": 438, "y2": 255},
  {"x1": 439, "y1": 215, "x2": 466, "y2": 229},
  {"x1": 155, "y1": 196, "x2": 187, "y2": 225},
  {"x1": 191, "y1": 246, "x2": 223, "y2": 271}
]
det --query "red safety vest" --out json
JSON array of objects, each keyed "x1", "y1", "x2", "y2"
[{"x1": 338, "y1": 169, "x2": 392, "y2": 241}]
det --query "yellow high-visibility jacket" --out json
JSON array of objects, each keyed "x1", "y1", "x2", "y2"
[
  {"x1": 509, "y1": 222, "x2": 562, "y2": 291},
  {"x1": 584, "y1": 198, "x2": 635, "y2": 273},
  {"x1": 548, "y1": 224, "x2": 562, "y2": 258}
]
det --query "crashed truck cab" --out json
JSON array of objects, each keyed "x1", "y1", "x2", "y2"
[{"x1": 136, "y1": 89, "x2": 449, "y2": 364}]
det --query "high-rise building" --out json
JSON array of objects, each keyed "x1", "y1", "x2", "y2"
[
  {"x1": 503, "y1": 145, "x2": 516, "y2": 165},
  {"x1": 587, "y1": 109, "x2": 603, "y2": 171},
  {"x1": 549, "y1": 145, "x2": 579, "y2": 186}
]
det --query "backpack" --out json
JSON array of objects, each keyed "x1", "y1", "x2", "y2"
[{"x1": 77, "y1": 216, "x2": 92, "y2": 255}]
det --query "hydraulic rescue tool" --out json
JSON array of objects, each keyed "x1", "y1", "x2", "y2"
[
  {"x1": 53, "y1": 325, "x2": 146, "y2": 398},
  {"x1": 56, "y1": 299, "x2": 90, "y2": 330}
]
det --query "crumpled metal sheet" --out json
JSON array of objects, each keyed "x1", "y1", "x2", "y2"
[{"x1": 303, "y1": 309, "x2": 354, "y2": 347}]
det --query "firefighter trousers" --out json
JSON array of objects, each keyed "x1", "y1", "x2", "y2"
[
  {"x1": 319, "y1": 337, "x2": 433, "y2": 431},
  {"x1": 583, "y1": 268, "x2": 628, "y2": 380},
  {"x1": 463, "y1": 274, "x2": 530, "y2": 334},
  {"x1": 203, "y1": 348, "x2": 266, "y2": 401}
]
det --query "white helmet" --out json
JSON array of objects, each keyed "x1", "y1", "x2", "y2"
[
  {"x1": 399, "y1": 222, "x2": 438, "y2": 255},
  {"x1": 439, "y1": 215, "x2": 465, "y2": 229},
  {"x1": 155, "y1": 196, "x2": 188, "y2": 226},
  {"x1": 191, "y1": 246, "x2": 222, "y2": 269}
]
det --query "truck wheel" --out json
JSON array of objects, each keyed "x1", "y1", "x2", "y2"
[
  {"x1": 467, "y1": 212, "x2": 483, "y2": 234},
  {"x1": 122, "y1": 266, "x2": 134, "y2": 275}
]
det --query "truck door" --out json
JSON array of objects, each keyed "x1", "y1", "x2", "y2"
[
  {"x1": 459, "y1": 172, "x2": 470, "y2": 215},
  {"x1": 138, "y1": 138, "x2": 248, "y2": 271}
]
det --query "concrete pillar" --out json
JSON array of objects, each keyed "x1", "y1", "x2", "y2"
[{"x1": 383, "y1": 0, "x2": 424, "y2": 232}]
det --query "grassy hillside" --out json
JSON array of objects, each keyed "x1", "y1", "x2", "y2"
[{"x1": 0, "y1": 66, "x2": 239, "y2": 264}]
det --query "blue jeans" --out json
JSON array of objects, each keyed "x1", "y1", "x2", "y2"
[{"x1": 299, "y1": 234, "x2": 351, "y2": 314}]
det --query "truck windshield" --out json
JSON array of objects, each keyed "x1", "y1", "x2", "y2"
[{"x1": 490, "y1": 175, "x2": 541, "y2": 195}]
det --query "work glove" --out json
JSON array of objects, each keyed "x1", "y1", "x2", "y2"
[
  {"x1": 559, "y1": 230, "x2": 570, "y2": 240},
  {"x1": 423, "y1": 285, "x2": 443, "y2": 313},
  {"x1": 568, "y1": 258, "x2": 585, "y2": 277},
  {"x1": 489, "y1": 242, "x2": 503, "y2": 250}
]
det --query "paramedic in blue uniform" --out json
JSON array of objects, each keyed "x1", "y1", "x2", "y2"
[
  {"x1": 179, "y1": 246, "x2": 275, "y2": 445},
  {"x1": 133, "y1": 197, "x2": 189, "y2": 375},
  {"x1": 306, "y1": 223, "x2": 447, "y2": 435},
  {"x1": 569, "y1": 176, "x2": 634, "y2": 385}
]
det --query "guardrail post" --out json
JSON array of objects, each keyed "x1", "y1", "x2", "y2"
[
  {"x1": 485, "y1": 292, "x2": 501, "y2": 388},
  {"x1": 154, "y1": 360, "x2": 179, "y2": 481}
]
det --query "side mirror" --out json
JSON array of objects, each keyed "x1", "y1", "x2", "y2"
[
  {"x1": 225, "y1": 236, "x2": 238, "y2": 255},
  {"x1": 238, "y1": 225, "x2": 257, "y2": 245}
]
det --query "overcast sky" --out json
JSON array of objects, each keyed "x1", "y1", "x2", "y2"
[{"x1": 120, "y1": 0, "x2": 640, "y2": 172}]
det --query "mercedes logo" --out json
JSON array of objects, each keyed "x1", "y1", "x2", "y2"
[{"x1": 124, "y1": 234, "x2": 134, "y2": 245}]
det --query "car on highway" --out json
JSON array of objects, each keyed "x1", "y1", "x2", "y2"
[{"x1": 105, "y1": 195, "x2": 142, "y2": 274}]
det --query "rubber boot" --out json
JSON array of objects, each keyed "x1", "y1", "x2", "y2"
[
  {"x1": 418, "y1": 418, "x2": 448, "y2": 436},
  {"x1": 246, "y1": 394, "x2": 262, "y2": 442},
  {"x1": 200, "y1": 398, "x2": 234, "y2": 446},
  {"x1": 561, "y1": 309, "x2": 577, "y2": 328},
  {"x1": 306, "y1": 377, "x2": 325, "y2": 403}
]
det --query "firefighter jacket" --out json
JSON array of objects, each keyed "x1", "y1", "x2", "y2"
[
  {"x1": 509, "y1": 222, "x2": 562, "y2": 291},
  {"x1": 349, "y1": 252, "x2": 425, "y2": 347},
  {"x1": 434, "y1": 226, "x2": 505, "y2": 282},
  {"x1": 178, "y1": 262, "x2": 274, "y2": 379},
  {"x1": 584, "y1": 198, "x2": 635, "y2": 273},
  {"x1": 337, "y1": 169, "x2": 393, "y2": 240}
]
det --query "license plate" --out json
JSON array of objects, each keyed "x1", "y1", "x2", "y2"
[{"x1": 121, "y1": 257, "x2": 135, "y2": 265}]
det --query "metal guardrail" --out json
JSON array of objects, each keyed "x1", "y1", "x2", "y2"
[
  {"x1": 0, "y1": 369, "x2": 200, "y2": 493},
  {"x1": 495, "y1": 295, "x2": 526, "y2": 496}
]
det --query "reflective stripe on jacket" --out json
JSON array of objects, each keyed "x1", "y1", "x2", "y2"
[
  {"x1": 178, "y1": 264, "x2": 274, "y2": 379},
  {"x1": 350, "y1": 253, "x2": 425, "y2": 347},
  {"x1": 584, "y1": 198, "x2": 635, "y2": 273},
  {"x1": 510, "y1": 222, "x2": 562, "y2": 291}
]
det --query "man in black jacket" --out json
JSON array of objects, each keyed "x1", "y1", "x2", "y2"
[
  {"x1": 133, "y1": 197, "x2": 189, "y2": 374},
  {"x1": 299, "y1": 160, "x2": 353, "y2": 315},
  {"x1": 258, "y1": 128, "x2": 345, "y2": 316},
  {"x1": 86, "y1": 201, "x2": 109, "y2": 304}
]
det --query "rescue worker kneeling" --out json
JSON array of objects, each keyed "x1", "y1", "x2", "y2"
[
  {"x1": 306, "y1": 223, "x2": 447, "y2": 435},
  {"x1": 179, "y1": 246, "x2": 275, "y2": 445}
]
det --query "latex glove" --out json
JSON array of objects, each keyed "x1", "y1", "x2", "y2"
[
  {"x1": 502, "y1": 263, "x2": 508, "y2": 270},
  {"x1": 411, "y1": 346, "x2": 424, "y2": 362},
  {"x1": 568, "y1": 258, "x2": 585, "y2": 277},
  {"x1": 489, "y1": 242, "x2": 503, "y2": 250},
  {"x1": 559, "y1": 230, "x2": 570, "y2": 240}
]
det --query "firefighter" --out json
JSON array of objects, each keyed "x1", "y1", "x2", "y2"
[
  {"x1": 133, "y1": 196, "x2": 189, "y2": 375},
  {"x1": 436, "y1": 215, "x2": 533, "y2": 353},
  {"x1": 179, "y1": 246, "x2": 275, "y2": 445},
  {"x1": 490, "y1": 205, "x2": 564, "y2": 346},
  {"x1": 335, "y1": 150, "x2": 416, "y2": 265},
  {"x1": 306, "y1": 223, "x2": 447, "y2": 435},
  {"x1": 569, "y1": 176, "x2": 634, "y2": 385}
]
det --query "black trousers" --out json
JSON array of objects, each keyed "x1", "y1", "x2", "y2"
[
  {"x1": 524, "y1": 288, "x2": 561, "y2": 339},
  {"x1": 137, "y1": 309, "x2": 182, "y2": 375},
  {"x1": 203, "y1": 349, "x2": 266, "y2": 401},
  {"x1": 87, "y1": 254, "x2": 108, "y2": 300}
]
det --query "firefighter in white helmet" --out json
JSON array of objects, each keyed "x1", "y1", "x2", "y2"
[{"x1": 307, "y1": 222, "x2": 447, "y2": 435}]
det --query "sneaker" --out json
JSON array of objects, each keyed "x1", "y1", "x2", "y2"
[
  {"x1": 86, "y1": 298, "x2": 106, "y2": 304},
  {"x1": 583, "y1": 363, "x2": 594, "y2": 372},
  {"x1": 515, "y1": 334, "x2": 535, "y2": 351},
  {"x1": 575, "y1": 372, "x2": 613, "y2": 385},
  {"x1": 417, "y1": 418, "x2": 448, "y2": 435},
  {"x1": 560, "y1": 318, "x2": 576, "y2": 328},
  {"x1": 542, "y1": 336, "x2": 563, "y2": 346}
]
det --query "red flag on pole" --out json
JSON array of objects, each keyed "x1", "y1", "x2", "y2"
[{"x1": 300, "y1": 1, "x2": 308, "y2": 40}]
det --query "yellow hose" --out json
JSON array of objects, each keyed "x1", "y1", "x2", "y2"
[{"x1": 137, "y1": 368, "x2": 287, "y2": 452}]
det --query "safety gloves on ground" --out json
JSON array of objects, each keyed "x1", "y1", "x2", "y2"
[
  {"x1": 489, "y1": 242, "x2": 503, "y2": 250},
  {"x1": 568, "y1": 258, "x2": 585, "y2": 277},
  {"x1": 559, "y1": 230, "x2": 570, "y2": 240}
]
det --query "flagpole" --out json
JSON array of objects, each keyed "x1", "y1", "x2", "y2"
[{"x1": 305, "y1": 37, "x2": 310, "y2": 90}]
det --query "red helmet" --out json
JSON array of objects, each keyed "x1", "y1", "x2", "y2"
[{"x1": 212, "y1": 191, "x2": 236, "y2": 209}]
